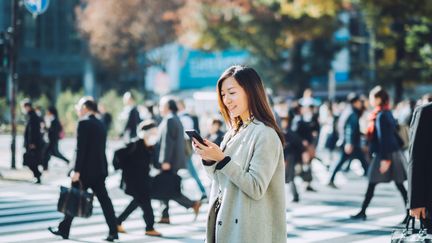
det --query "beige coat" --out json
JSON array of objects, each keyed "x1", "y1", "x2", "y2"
[{"x1": 203, "y1": 120, "x2": 287, "y2": 243}]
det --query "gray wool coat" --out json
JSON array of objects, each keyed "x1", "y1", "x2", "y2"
[{"x1": 203, "y1": 120, "x2": 287, "y2": 243}]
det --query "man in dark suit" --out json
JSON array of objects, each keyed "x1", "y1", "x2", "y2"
[
  {"x1": 121, "y1": 91, "x2": 141, "y2": 140},
  {"x1": 49, "y1": 97, "x2": 118, "y2": 242},
  {"x1": 157, "y1": 97, "x2": 200, "y2": 224},
  {"x1": 22, "y1": 99, "x2": 44, "y2": 184},
  {"x1": 408, "y1": 101, "x2": 432, "y2": 230}
]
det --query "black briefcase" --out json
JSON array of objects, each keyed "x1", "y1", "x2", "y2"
[
  {"x1": 391, "y1": 217, "x2": 432, "y2": 243},
  {"x1": 57, "y1": 183, "x2": 94, "y2": 218},
  {"x1": 151, "y1": 171, "x2": 182, "y2": 200}
]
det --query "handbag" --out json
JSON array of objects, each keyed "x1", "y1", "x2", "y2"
[
  {"x1": 391, "y1": 217, "x2": 432, "y2": 243},
  {"x1": 151, "y1": 171, "x2": 182, "y2": 200},
  {"x1": 23, "y1": 150, "x2": 40, "y2": 166},
  {"x1": 57, "y1": 182, "x2": 94, "y2": 218}
]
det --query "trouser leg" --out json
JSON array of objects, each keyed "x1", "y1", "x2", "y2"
[
  {"x1": 117, "y1": 199, "x2": 139, "y2": 224},
  {"x1": 136, "y1": 195, "x2": 155, "y2": 231},
  {"x1": 161, "y1": 200, "x2": 170, "y2": 218},
  {"x1": 187, "y1": 158, "x2": 206, "y2": 195},
  {"x1": 91, "y1": 181, "x2": 118, "y2": 235},
  {"x1": 329, "y1": 151, "x2": 348, "y2": 183},
  {"x1": 58, "y1": 214, "x2": 73, "y2": 237}
]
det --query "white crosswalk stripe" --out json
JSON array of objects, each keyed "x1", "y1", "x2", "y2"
[{"x1": 0, "y1": 159, "x2": 409, "y2": 243}]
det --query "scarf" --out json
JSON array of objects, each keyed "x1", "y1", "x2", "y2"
[{"x1": 366, "y1": 104, "x2": 390, "y2": 141}]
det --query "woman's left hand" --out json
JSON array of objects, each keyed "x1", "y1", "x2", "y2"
[
  {"x1": 192, "y1": 138, "x2": 225, "y2": 162},
  {"x1": 379, "y1": 160, "x2": 391, "y2": 174}
]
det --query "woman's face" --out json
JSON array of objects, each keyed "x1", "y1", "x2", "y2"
[
  {"x1": 369, "y1": 94, "x2": 381, "y2": 107},
  {"x1": 220, "y1": 77, "x2": 249, "y2": 121}
]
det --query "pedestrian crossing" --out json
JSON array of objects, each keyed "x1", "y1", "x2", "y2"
[{"x1": 0, "y1": 166, "x2": 408, "y2": 243}]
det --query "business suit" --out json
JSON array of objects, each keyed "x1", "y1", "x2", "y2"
[
  {"x1": 158, "y1": 113, "x2": 186, "y2": 171},
  {"x1": 408, "y1": 102, "x2": 432, "y2": 230},
  {"x1": 113, "y1": 139, "x2": 156, "y2": 231},
  {"x1": 23, "y1": 110, "x2": 44, "y2": 180},
  {"x1": 158, "y1": 113, "x2": 194, "y2": 219},
  {"x1": 42, "y1": 117, "x2": 69, "y2": 170},
  {"x1": 57, "y1": 114, "x2": 117, "y2": 237},
  {"x1": 123, "y1": 106, "x2": 141, "y2": 139}
]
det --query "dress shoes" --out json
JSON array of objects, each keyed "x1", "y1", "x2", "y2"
[
  {"x1": 158, "y1": 217, "x2": 171, "y2": 224},
  {"x1": 192, "y1": 201, "x2": 202, "y2": 221},
  {"x1": 105, "y1": 234, "x2": 119, "y2": 242},
  {"x1": 117, "y1": 225, "x2": 126, "y2": 233},
  {"x1": 145, "y1": 229, "x2": 162, "y2": 237},
  {"x1": 327, "y1": 182, "x2": 338, "y2": 189},
  {"x1": 350, "y1": 211, "x2": 367, "y2": 220},
  {"x1": 48, "y1": 226, "x2": 68, "y2": 239}
]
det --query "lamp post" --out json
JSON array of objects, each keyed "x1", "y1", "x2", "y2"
[{"x1": 9, "y1": 0, "x2": 19, "y2": 169}]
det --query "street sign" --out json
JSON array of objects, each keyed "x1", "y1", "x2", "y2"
[{"x1": 24, "y1": 0, "x2": 50, "y2": 15}]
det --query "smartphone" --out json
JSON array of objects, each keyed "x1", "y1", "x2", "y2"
[{"x1": 185, "y1": 130, "x2": 207, "y2": 146}]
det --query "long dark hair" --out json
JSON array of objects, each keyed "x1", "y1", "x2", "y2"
[
  {"x1": 370, "y1": 85, "x2": 390, "y2": 107},
  {"x1": 216, "y1": 65, "x2": 284, "y2": 144}
]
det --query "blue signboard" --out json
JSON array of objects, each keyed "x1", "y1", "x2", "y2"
[
  {"x1": 178, "y1": 46, "x2": 249, "y2": 89},
  {"x1": 24, "y1": 0, "x2": 50, "y2": 15}
]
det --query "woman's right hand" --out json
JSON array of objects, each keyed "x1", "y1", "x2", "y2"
[{"x1": 379, "y1": 160, "x2": 391, "y2": 174}]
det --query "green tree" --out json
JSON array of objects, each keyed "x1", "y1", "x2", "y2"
[
  {"x1": 174, "y1": 0, "x2": 343, "y2": 94},
  {"x1": 357, "y1": 0, "x2": 432, "y2": 99}
]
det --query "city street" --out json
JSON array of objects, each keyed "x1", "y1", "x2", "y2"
[{"x1": 0, "y1": 135, "x2": 408, "y2": 242}]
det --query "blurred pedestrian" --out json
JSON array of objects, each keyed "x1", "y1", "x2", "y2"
[
  {"x1": 98, "y1": 104, "x2": 113, "y2": 132},
  {"x1": 205, "y1": 117, "x2": 224, "y2": 146},
  {"x1": 21, "y1": 99, "x2": 44, "y2": 184},
  {"x1": 114, "y1": 120, "x2": 162, "y2": 237},
  {"x1": 157, "y1": 96, "x2": 201, "y2": 224},
  {"x1": 193, "y1": 65, "x2": 286, "y2": 243},
  {"x1": 328, "y1": 93, "x2": 368, "y2": 188},
  {"x1": 42, "y1": 106, "x2": 69, "y2": 171},
  {"x1": 48, "y1": 97, "x2": 118, "y2": 242},
  {"x1": 120, "y1": 91, "x2": 141, "y2": 141},
  {"x1": 291, "y1": 105, "x2": 317, "y2": 192},
  {"x1": 177, "y1": 99, "x2": 208, "y2": 201},
  {"x1": 408, "y1": 100, "x2": 432, "y2": 231},
  {"x1": 351, "y1": 86, "x2": 408, "y2": 223},
  {"x1": 282, "y1": 115, "x2": 304, "y2": 203}
]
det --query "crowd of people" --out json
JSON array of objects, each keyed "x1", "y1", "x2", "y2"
[{"x1": 18, "y1": 65, "x2": 432, "y2": 242}]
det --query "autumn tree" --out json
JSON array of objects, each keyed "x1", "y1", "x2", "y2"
[
  {"x1": 75, "y1": 0, "x2": 183, "y2": 89},
  {"x1": 174, "y1": 0, "x2": 344, "y2": 94}
]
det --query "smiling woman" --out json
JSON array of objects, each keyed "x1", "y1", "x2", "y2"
[{"x1": 192, "y1": 65, "x2": 286, "y2": 243}]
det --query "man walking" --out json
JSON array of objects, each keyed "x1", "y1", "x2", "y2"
[
  {"x1": 22, "y1": 99, "x2": 44, "y2": 184},
  {"x1": 408, "y1": 101, "x2": 432, "y2": 231},
  {"x1": 48, "y1": 97, "x2": 118, "y2": 241},
  {"x1": 177, "y1": 99, "x2": 207, "y2": 201},
  {"x1": 328, "y1": 93, "x2": 368, "y2": 188},
  {"x1": 158, "y1": 96, "x2": 201, "y2": 224},
  {"x1": 121, "y1": 91, "x2": 141, "y2": 141}
]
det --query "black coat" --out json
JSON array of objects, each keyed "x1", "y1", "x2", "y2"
[
  {"x1": 158, "y1": 113, "x2": 186, "y2": 171},
  {"x1": 343, "y1": 108, "x2": 362, "y2": 147},
  {"x1": 24, "y1": 110, "x2": 44, "y2": 149},
  {"x1": 48, "y1": 117, "x2": 62, "y2": 143},
  {"x1": 74, "y1": 114, "x2": 108, "y2": 184},
  {"x1": 113, "y1": 139, "x2": 155, "y2": 197},
  {"x1": 408, "y1": 103, "x2": 432, "y2": 209},
  {"x1": 123, "y1": 106, "x2": 141, "y2": 138}
]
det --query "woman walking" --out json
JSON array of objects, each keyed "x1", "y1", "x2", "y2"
[
  {"x1": 193, "y1": 65, "x2": 286, "y2": 243},
  {"x1": 351, "y1": 86, "x2": 408, "y2": 222}
]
